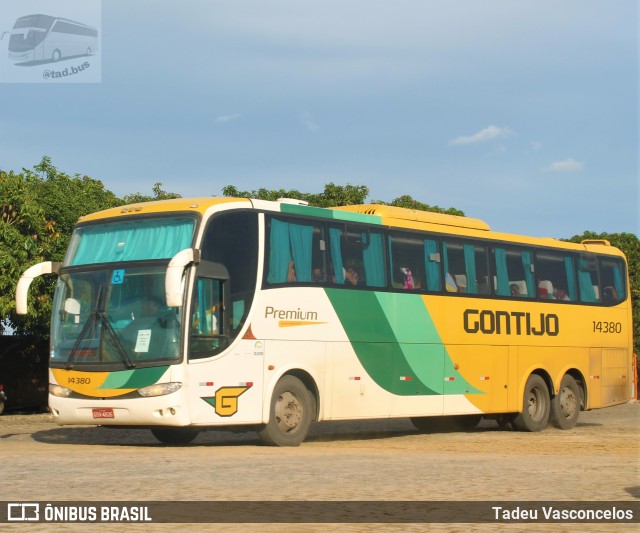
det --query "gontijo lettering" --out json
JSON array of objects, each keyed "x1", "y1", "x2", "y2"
[{"x1": 464, "y1": 309, "x2": 559, "y2": 336}]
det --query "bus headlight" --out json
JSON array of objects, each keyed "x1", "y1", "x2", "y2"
[
  {"x1": 138, "y1": 382, "x2": 182, "y2": 397},
  {"x1": 49, "y1": 384, "x2": 72, "y2": 398}
]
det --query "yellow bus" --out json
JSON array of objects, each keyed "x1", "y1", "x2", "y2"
[{"x1": 16, "y1": 198, "x2": 633, "y2": 445}]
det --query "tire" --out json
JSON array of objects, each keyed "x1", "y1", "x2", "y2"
[
  {"x1": 151, "y1": 427, "x2": 199, "y2": 445},
  {"x1": 550, "y1": 374, "x2": 581, "y2": 430},
  {"x1": 411, "y1": 414, "x2": 482, "y2": 432},
  {"x1": 0, "y1": 400, "x2": 4, "y2": 416},
  {"x1": 513, "y1": 374, "x2": 550, "y2": 432},
  {"x1": 52, "y1": 49, "x2": 61, "y2": 62},
  {"x1": 258, "y1": 376, "x2": 313, "y2": 446},
  {"x1": 86, "y1": 48, "x2": 92, "y2": 56}
]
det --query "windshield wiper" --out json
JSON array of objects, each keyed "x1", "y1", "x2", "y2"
[
  {"x1": 66, "y1": 287, "x2": 102, "y2": 370},
  {"x1": 66, "y1": 287, "x2": 136, "y2": 370},
  {"x1": 99, "y1": 312, "x2": 136, "y2": 369}
]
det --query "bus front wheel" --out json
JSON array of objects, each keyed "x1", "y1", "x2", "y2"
[
  {"x1": 151, "y1": 427, "x2": 199, "y2": 445},
  {"x1": 513, "y1": 374, "x2": 550, "y2": 432},
  {"x1": 52, "y1": 49, "x2": 61, "y2": 62},
  {"x1": 258, "y1": 375, "x2": 312, "y2": 446},
  {"x1": 550, "y1": 374, "x2": 581, "y2": 430}
]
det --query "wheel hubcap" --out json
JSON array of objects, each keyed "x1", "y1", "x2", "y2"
[
  {"x1": 526, "y1": 388, "x2": 544, "y2": 421},
  {"x1": 559, "y1": 386, "x2": 577, "y2": 419},
  {"x1": 275, "y1": 392, "x2": 303, "y2": 433}
]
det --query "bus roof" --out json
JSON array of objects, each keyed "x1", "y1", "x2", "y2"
[
  {"x1": 14, "y1": 14, "x2": 96, "y2": 29},
  {"x1": 333, "y1": 204, "x2": 491, "y2": 231},
  {"x1": 76, "y1": 196, "x2": 626, "y2": 259},
  {"x1": 77, "y1": 197, "x2": 247, "y2": 222}
]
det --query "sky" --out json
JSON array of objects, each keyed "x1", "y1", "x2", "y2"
[{"x1": 0, "y1": 0, "x2": 637, "y2": 239}]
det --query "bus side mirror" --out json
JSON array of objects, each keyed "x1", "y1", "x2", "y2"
[
  {"x1": 165, "y1": 248, "x2": 200, "y2": 307},
  {"x1": 16, "y1": 261, "x2": 61, "y2": 315},
  {"x1": 0, "y1": 31, "x2": 9, "y2": 40}
]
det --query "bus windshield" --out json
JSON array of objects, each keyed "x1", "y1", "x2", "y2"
[
  {"x1": 51, "y1": 266, "x2": 183, "y2": 368},
  {"x1": 8, "y1": 14, "x2": 53, "y2": 52}
]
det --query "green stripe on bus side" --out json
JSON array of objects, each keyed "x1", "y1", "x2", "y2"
[
  {"x1": 325, "y1": 289, "x2": 481, "y2": 396},
  {"x1": 100, "y1": 366, "x2": 169, "y2": 389},
  {"x1": 280, "y1": 203, "x2": 382, "y2": 225}
]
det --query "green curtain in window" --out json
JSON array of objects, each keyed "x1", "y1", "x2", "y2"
[
  {"x1": 577, "y1": 258, "x2": 597, "y2": 302},
  {"x1": 463, "y1": 244, "x2": 477, "y2": 293},
  {"x1": 424, "y1": 239, "x2": 441, "y2": 291},
  {"x1": 613, "y1": 265, "x2": 624, "y2": 299},
  {"x1": 522, "y1": 251, "x2": 534, "y2": 297},
  {"x1": 564, "y1": 256, "x2": 576, "y2": 301},
  {"x1": 362, "y1": 232, "x2": 385, "y2": 287},
  {"x1": 494, "y1": 247, "x2": 510, "y2": 296},
  {"x1": 329, "y1": 227, "x2": 345, "y2": 283},
  {"x1": 71, "y1": 218, "x2": 194, "y2": 266},
  {"x1": 289, "y1": 224, "x2": 313, "y2": 282},
  {"x1": 266, "y1": 218, "x2": 292, "y2": 283}
]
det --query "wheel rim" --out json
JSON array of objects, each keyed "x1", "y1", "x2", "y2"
[
  {"x1": 526, "y1": 386, "x2": 546, "y2": 421},
  {"x1": 558, "y1": 386, "x2": 578, "y2": 419},
  {"x1": 275, "y1": 391, "x2": 303, "y2": 433}
]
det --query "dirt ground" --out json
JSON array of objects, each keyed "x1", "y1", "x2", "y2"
[{"x1": 0, "y1": 402, "x2": 638, "y2": 532}]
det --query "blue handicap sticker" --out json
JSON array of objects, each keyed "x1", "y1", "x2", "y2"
[{"x1": 111, "y1": 269, "x2": 125, "y2": 285}]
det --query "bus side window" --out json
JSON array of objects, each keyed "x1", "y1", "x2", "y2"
[
  {"x1": 443, "y1": 241, "x2": 487, "y2": 295},
  {"x1": 266, "y1": 217, "x2": 325, "y2": 284},
  {"x1": 535, "y1": 251, "x2": 577, "y2": 302},
  {"x1": 329, "y1": 225, "x2": 386, "y2": 289},
  {"x1": 189, "y1": 278, "x2": 225, "y2": 359},
  {"x1": 599, "y1": 258, "x2": 625, "y2": 304},
  {"x1": 492, "y1": 247, "x2": 535, "y2": 298},
  {"x1": 389, "y1": 232, "x2": 427, "y2": 290}
]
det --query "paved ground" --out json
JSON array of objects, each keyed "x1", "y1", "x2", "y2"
[{"x1": 0, "y1": 402, "x2": 638, "y2": 532}]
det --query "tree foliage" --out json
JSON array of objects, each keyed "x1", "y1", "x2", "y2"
[
  {"x1": 1, "y1": 158, "x2": 123, "y2": 337},
  {"x1": 123, "y1": 183, "x2": 182, "y2": 204},
  {"x1": 0, "y1": 168, "x2": 61, "y2": 336},
  {"x1": 222, "y1": 183, "x2": 464, "y2": 215},
  {"x1": 222, "y1": 182, "x2": 369, "y2": 207}
]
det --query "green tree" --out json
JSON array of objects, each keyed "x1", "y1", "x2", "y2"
[
  {"x1": 123, "y1": 182, "x2": 182, "y2": 204},
  {"x1": 0, "y1": 168, "x2": 60, "y2": 336},
  {"x1": 222, "y1": 183, "x2": 464, "y2": 214},
  {"x1": 377, "y1": 194, "x2": 464, "y2": 216},
  {"x1": 566, "y1": 232, "x2": 640, "y2": 354},
  {"x1": 222, "y1": 182, "x2": 369, "y2": 207},
  {"x1": 27, "y1": 156, "x2": 122, "y2": 260},
  {"x1": 1, "y1": 157, "x2": 124, "y2": 337}
]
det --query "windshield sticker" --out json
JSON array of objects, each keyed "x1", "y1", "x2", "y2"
[
  {"x1": 111, "y1": 269, "x2": 125, "y2": 284},
  {"x1": 134, "y1": 329, "x2": 151, "y2": 352}
]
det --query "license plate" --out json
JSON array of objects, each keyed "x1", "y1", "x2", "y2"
[{"x1": 92, "y1": 408, "x2": 114, "y2": 419}]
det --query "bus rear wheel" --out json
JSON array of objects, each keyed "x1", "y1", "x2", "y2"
[
  {"x1": 151, "y1": 427, "x2": 199, "y2": 445},
  {"x1": 52, "y1": 49, "x2": 61, "y2": 62},
  {"x1": 258, "y1": 375, "x2": 312, "y2": 447},
  {"x1": 550, "y1": 374, "x2": 581, "y2": 430},
  {"x1": 513, "y1": 374, "x2": 550, "y2": 432}
]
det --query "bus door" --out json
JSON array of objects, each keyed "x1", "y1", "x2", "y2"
[{"x1": 186, "y1": 262, "x2": 263, "y2": 424}]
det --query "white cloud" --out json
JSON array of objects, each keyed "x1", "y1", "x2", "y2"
[
  {"x1": 544, "y1": 158, "x2": 585, "y2": 173},
  {"x1": 215, "y1": 113, "x2": 241, "y2": 123},
  {"x1": 449, "y1": 125, "x2": 514, "y2": 146},
  {"x1": 300, "y1": 111, "x2": 319, "y2": 131}
]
